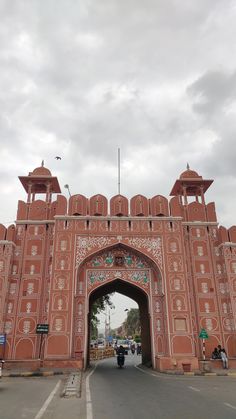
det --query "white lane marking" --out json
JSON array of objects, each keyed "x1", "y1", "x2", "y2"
[
  {"x1": 134, "y1": 365, "x2": 150, "y2": 374},
  {"x1": 224, "y1": 403, "x2": 236, "y2": 410},
  {"x1": 86, "y1": 364, "x2": 99, "y2": 419},
  {"x1": 188, "y1": 386, "x2": 200, "y2": 392},
  {"x1": 34, "y1": 380, "x2": 61, "y2": 419}
]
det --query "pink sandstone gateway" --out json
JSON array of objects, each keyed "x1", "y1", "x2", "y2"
[{"x1": 0, "y1": 164, "x2": 236, "y2": 372}]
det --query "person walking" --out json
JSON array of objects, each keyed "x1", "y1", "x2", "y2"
[{"x1": 220, "y1": 348, "x2": 228, "y2": 369}]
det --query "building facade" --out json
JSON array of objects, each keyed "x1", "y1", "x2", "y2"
[{"x1": 0, "y1": 164, "x2": 236, "y2": 371}]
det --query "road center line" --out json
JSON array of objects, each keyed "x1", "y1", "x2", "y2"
[
  {"x1": 34, "y1": 380, "x2": 61, "y2": 419},
  {"x1": 224, "y1": 402, "x2": 236, "y2": 410},
  {"x1": 188, "y1": 386, "x2": 200, "y2": 392}
]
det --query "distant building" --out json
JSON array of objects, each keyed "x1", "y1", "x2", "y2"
[{"x1": 0, "y1": 164, "x2": 236, "y2": 371}]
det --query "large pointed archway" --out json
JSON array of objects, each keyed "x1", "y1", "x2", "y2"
[
  {"x1": 73, "y1": 243, "x2": 166, "y2": 369},
  {"x1": 88, "y1": 278, "x2": 151, "y2": 367}
]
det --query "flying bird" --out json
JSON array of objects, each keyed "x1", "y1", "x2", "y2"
[{"x1": 55, "y1": 156, "x2": 62, "y2": 160}]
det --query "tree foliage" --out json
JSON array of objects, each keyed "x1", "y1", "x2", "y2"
[
  {"x1": 90, "y1": 295, "x2": 114, "y2": 340},
  {"x1": 123, "y1": 308, "x2": 141, "y2": 337}
]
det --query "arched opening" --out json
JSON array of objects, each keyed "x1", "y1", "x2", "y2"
[
  {"x1": 73, "y1": 242, "x2": 163, "y2": 371},
  {"x1": 87, "y1": 279, "x2": 152, "y2": 368}
]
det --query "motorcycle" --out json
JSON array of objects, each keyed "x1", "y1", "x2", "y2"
[{"x1": 117, "y1": 352, "x2": 125, "y2": 368}]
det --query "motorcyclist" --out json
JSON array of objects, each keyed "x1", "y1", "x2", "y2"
[
  {"x1": 117, "y1": 345, "x2": 125, "y2": 367},
  {"x1": 131, "y1": 343, "x2": 136, "y2": 354}
]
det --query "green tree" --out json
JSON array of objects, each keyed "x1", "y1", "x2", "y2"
[
  {"x1": 123, "y1": 308, "x2": 141, "y2": 337},
  {"x1": 90, "y1": 295, "x2": 114, "y2": 340}
]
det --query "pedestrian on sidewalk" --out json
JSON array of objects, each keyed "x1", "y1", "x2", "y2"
[
  {"x1": 220, "y1": 348, "x2": 228, "y2": 369},
  {"x1": 211, "y1": 347, "x2": 220, "y2": 359}
]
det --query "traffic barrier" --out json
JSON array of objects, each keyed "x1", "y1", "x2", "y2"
[{"x1": 90, "y1": 348, "x2": 115, "y2": 361}]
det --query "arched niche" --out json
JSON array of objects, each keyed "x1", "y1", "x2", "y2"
[
  {"x1": 89, "y1": 194, "x2": 108, "y2": 216},
  {"x1": 68, "y1": 194, "x2": 87, "y2": 216},
  {"x1": 110, "y1": 194, "x2": 129, "y2": 216},
  {"x1": 150, "y1": 195, "x2": 169, "y2": 217},
  {"x1": 130, "y1": 195, "x2": 149, "y2": 216}
]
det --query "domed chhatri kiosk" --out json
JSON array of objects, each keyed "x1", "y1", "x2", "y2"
[{"x1": 0, "y1": 163, "x2": 236, "y2": 372}]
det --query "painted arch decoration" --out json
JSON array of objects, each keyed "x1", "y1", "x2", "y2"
[{"x1": 75, "y1": 235, "x2": 163, "y2": 269}]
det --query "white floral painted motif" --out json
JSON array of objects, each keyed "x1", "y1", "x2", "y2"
[
  {"x1": 78, "y1": 303, "x2": 82, "y2": 316},
  {"x1": 78, "y1": 320, "x2": 82, "y2": 333},
  {"x1": 155, "y1": 302, "x2": 161, "y2": 313},
  {"x1": 232, "y1": 263, "x2": 236, "y2": 274},
  {"x1": 9, "y1": 283, "x2": 16, "y2": 295},
  {"x1": 30, "y1": 265, "x2": 35, "y2": 275},
  {"x1": 127, "y1": 237, "x2": 163, "y2": 268},
  {"x1": 174, "y1": 279, "x2": 181, "y2": 290},
  {"x1": 217, "y1": 264, "x2": 222, "y2": 274},
  {"x1": 214, "y1": 247, "x2": 220, "y2": 257},
  {"x1": 222, "y1": 302, "x2": 228, "y2": 314},
  {"x1": 78, "y1": 281, "x2": 83, "y2": 294},
  {"x1": 58, "y1": 298, "x2": 63, "y2": 311},
  {"x1": 205, "y1": 318, "x2": 213, "y2": 331},
  {"x1": 17, "y1": 226, "x2": 23, "y2": 235},
  {"x1": 7, "y1": 302, "x2": 13, "y2": 314},
  {"x1": 26, "y1": 302, "x2": 32, "y2": 313},
  {"x1": 58, "y1": 278, "x2": 65, "y2": 290},
  {"x1": 34, "y1": 226, "x2": 39, "y2": 235},
  {"x1": 60, "y1": 260, "x2": 65, "y2": 270},
  {"x1": 55, "y1": 318, "x2": 62, "y2": 331},
  {"x1": 170, "y1": 242, "x2": 177, "y2": 253},
  {"x1": 196, "y1": 228, "x2": 201, "y2": 238},
  {"x1": 176, "y1": 299, "x2": 182, "y2": 311},
  {"x1": 219, "y1": 283, "x2": 225, "y2": 294},
  {"x1": 201, "y1": 282, "x2": 208, "y2": 293},
  {"x1": 60, "y1": 240, "x2": 67, "y2": 251},
  {"x1": 12, "y1": 265, "x2": 17, "y2": 275},
  {"x1": 5, "y1": 321, "x2": 12, "y2": 334},
  {"x1": 225, "y1": 319, "x2": 231, "y2": 331},
  {"x1": 197, "y1": 246, "x2": 203, "y2": 256},
  {"x1": 204, "y1": 302, "x2": 210, "y2": 313},
  {"x1": 76, "y1": 236, "x2": 113, "y2": 266},
  {"x1": 23, "y1": 320, "x2": 31, "y2": 334},
  {"x1": 157, "y1": 319, "x2": 161, "y2": 331},
  {"x1": 173, "y1": 261, "x2": 178, "y2": 272},
  {"x1": 27, "y1": 283, "x2": 34, "y2": 295},
  {"x1": 31, "y1": 245, "x2": 37, "y2": 256},
  {"x1": 200, "y1": 264, "x2": 205, "y2": 274}
]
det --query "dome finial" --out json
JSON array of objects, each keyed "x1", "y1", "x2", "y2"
[
  {"x1": 41, "y1": 160, "x2": 44, "y2": 167},
  {"x1": 186, "y1": 162, "x2": 190, "y2": 170}
]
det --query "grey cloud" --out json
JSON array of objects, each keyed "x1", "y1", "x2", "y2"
[
  {"x1": 1, "y1": 1, "x2": 236, "y2": 228},
  {"x1": 187, "y1": 70, "x2": 236, "y2": 115}
]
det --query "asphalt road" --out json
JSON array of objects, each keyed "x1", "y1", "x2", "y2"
[
  {"x1": 1, "y1": 355, "x2": 236, "y2": 419},
  {"x1": 89, "y1": 354, "x2": 236, "y2": 419}
]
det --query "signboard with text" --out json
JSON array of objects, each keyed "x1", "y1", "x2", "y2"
[
  {"x1": 199, "y1": 328, "x2": 209, "y2": 339},
  {"x1": 36, "y1": 324, "x2": 49, "y2": 334}
]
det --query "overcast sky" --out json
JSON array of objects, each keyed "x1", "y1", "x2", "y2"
[{"x1": 1, "y1": 1, "x2": 236, "y2": 329}]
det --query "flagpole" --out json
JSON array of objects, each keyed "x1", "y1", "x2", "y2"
[{"x1": 118, "y1": 148, "x2": 120, "y2": 195}]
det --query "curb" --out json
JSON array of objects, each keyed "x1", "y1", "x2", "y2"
[
  {"x1": 2, "y1": 369, "x2": 236, "y2": 378},
  {"x1": 3, "y1": 370, "x2": 65, "y2": 378}
]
